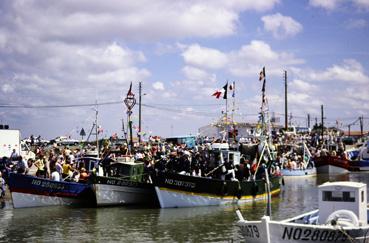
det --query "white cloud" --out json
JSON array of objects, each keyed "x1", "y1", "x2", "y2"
[
  {"x1": 182, "y1": 44, "x2": 229, "y2": 69},
  {"x1": 180, "y1": 40, "x2": 304, "y2": 80},
  {"x1": 308, "y1": 59, "x2": 369, "y2": 84},
  {"x1": 228, "y1": 40, "x2": 304, "y2": 77},
  {"x1": 152, "y1": 82, "x2": 165, "y2": 91},
  {"x1": 2, "y1": 0, "x2": 279, "y2": 43},
  {"x1": 309, "y1": 0, "x2": 342, "y2": 10},
  {"x1": 182, "y1": 66, "x2": 210, "y2": 82},
  {"x1": 1, "y1": 84, "x2": 14, "y2": 93},
  {"x1": 261, "y1": 13, "x2": 303, "y2": 39},
  {"x1": 290, "y1": 79, "x2": 317, "y2": 92},
  {"x1": 309, "y1": 0, "x2": 369, "y2": 10}
]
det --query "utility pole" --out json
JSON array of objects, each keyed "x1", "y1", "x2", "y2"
[
  {"x1": 321, "y1": 105, "x2": 324, "y2": 137},
  {"x1": 284, "y1": 70, "x2": 288, "y2": 131},
  {"x1": 138, "y1": 81, "x2": 142, "y2": 143},
  {"x1": 359, "y1": 115, "x2": 364, "y2": 137},
  {"x1": 307, "y1": 114, "x2": 311, "y2": 128}
]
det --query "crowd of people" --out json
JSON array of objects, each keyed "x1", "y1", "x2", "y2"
[{"x1": 1, "y1": 130, "x2": 365, "y2": 199}]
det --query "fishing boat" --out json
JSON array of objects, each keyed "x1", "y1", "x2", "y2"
[
  {"x1": 345, "y1": 140, "x2": 369, "y2": 171},
  {"x1": 237, "y1": 181, "x2": 369, "y2": 243},
  {"x1": 314, "y1": 154, "x2": 350, "y2": 174},
  {"x1": 314, "y1": 140, "x2": 369, "y2": 173},
  {"x1": 152, "y1": 142, "x2": 281, "y2": 208},
  {"x1": 87, "y1": 155, "x2": 158, "y2": 207},
  {"x1": 8, "y1": 172, "x2": 95, "y2": 208},
  {"x1": 279, "y1": 142, "x2": 316, "y2": 177},
  {"x1": 76, "y1": 151, "x2": 158, "y2": 207}
]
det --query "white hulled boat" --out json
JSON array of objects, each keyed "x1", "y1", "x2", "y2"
[{"x1": 237, "y1": 181, "x2": 369, "y2": 242}]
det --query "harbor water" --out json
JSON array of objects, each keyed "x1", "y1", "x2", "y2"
[{"x1": 0, "y1": 173, "x2": 366, "y2": 242}]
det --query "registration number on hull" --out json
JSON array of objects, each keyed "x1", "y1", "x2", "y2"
[{"x1": 282, "y1": 227, "x2": 348, "y2": 242}]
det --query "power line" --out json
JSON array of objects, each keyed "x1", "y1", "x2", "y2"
[
  {"x1": 0, "y1": 101, "x2": 123, "y2": 108},
  {"x1": 0, "y1": 101, "x2": 368, "y2": 123}
]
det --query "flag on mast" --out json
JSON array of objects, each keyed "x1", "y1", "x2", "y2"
[
  {"x1": 259, "y1": 67, "x2": 265, "y2": 81},
  {"x1": 229, "y1": 81, "x2": 235, "y2": 97},
  {"x1": 212, "y1": 82, "x2": 229, "y2": 99},
  {"x1": 259, "y1": 67, "x2": 266, "y2": 104},
  {"x1": 212, "y1": 90, "x2": 222, "y2": 99},
  {"x1": 223, "y1": 82, "x2": 228, "y2": 99}
]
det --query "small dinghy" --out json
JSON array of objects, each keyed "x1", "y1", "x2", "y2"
[{"x1": 237, "y1": 181, "x2": 369, "y2": 243}]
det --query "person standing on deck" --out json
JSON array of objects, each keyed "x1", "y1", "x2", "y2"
[
  {"x1": 10, "y1": 149, "x2": 18, "y2": 161},
  {"x1": 51, "y1": 168, "x2": 60, "y2": 181}
]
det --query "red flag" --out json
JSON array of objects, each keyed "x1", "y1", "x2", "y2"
[{"x1": 212, "y1": 90, "x2": 222, "y2": 99}]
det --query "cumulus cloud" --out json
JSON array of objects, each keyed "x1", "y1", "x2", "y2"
[
  {"x1": 307, "y1": 59, "x2": 369, "y2": 84},
  {"x1": 1, "y1": 0, "x2": 280, "y2": 44},
  {"x1": 309, "y1": 0, "x2": 369, "y2": 10},
  {"x1": 290, "y1": 79, "x2": 317, "y2": 92},
  {"x1": 309, "y1": 0, "x2": 341, "y2": 10},
  {"x1": 180, "y1": 40, "x2": 304, "y2": 79},
  {"x1": 182, "y1": 66, "x2": 210, "y2": 83},
  {"x1": 1, "y1": 84, "x2": 14, "y2": 93},
  {"x1": 182, "y1": 44, "x2": 228, "y2": 69},
  {"x1": 228, "y1": 40, "x2": 304, "y2": 77},
  {"x1": 261, "y1": 13, "x2": 303, "y2": 39},
  {"x1": 152, "y1": 81, "x2": 165, "y2": 91}
]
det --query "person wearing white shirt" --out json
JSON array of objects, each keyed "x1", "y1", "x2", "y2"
[{"x1": 51, "y1": 170, "x2": 60, "y2": 181}]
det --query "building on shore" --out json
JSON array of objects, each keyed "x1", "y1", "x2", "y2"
[{"x1": 198, "y1": 121, "x2": 283, "y2": 139}]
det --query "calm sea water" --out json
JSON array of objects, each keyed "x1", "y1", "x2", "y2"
[{"x1": 0, "y1": 173, "x2": 367, "y2": 242}]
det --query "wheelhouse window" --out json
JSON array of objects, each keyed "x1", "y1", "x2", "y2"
[
  {"x1": 362, "y1": 190, "x2": 364, "y2": 203},
  {"x1": 322, "y1": 191, "x2": 355, "y2": 202}
]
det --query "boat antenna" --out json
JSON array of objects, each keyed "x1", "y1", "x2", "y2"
[
  {"x1": 94, "y1": 100, "x2": 100, "y2": 158},
  {"x1": 284, "y1": 70, "x2": 288, "y2": 131},
  {"x1": 225, "y1": 81, "x2": 229, "y2": 143}
]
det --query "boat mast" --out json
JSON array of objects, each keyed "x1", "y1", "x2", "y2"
[
  {"x1": 95, "y1": 101, "x2": 99, "y2": 158},
  {"x1": 225, "y1": 87, "x2": 228, "y2": 143},
  {"x1": 284, "y1": 70, "x2": 288, "y2": 131},
  {"x1": 231, "y1": 81, "x2": 236, "y2": 141},
  {"x1": 138, "y1": 81, "x2": 142, "y2": 144}
]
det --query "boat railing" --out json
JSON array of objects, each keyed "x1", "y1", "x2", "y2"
[{"x1": 280, "y1": 209, "x2": 319, "y2": 223}]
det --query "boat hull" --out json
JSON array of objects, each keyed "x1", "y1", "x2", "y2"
[
  {"x1": 349, "y1": 160, "x2": 369, "y2": 171},
  {"x1": 11, "y1": 192, "x2": 81, "y2": 208},
  {"x1": 93, "y1": 176, "x2": 158, "y2": 206},
  {"x1": 316, "y1": 164, "x2": 349, "y2": 174},
  {"x1": 155, "y1": 186, "x2": 280, "y2": 208},
  {"x1": 238, "y1": 215, "x2": 369, "y2": 243},
  {"x1": 314, "y1": 156, "x2": 349, "y2": 174},
  {"x1": 8, "y1": 173, "x2": 95, "y2": 208},
  {"x1": 281, "y1": 167, "x2": 316, "y2": 177},
  {"x1": 152, "y1": 172, "x2": 281, "y2": 208}
]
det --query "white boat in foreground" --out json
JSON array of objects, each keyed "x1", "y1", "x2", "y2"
[{"x1": 237, "y1": 181, "x2": 369, "y2": 243}]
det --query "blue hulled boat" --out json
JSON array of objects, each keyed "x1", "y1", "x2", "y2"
[{"x1": 8, "y1": 173, "x2": 95, "y2": 208}]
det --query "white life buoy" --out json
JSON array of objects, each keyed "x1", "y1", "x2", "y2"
[{"x1": 326, "y1": 209, "x2": 360, "y2": 227}]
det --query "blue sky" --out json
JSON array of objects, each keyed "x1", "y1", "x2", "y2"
[{"x1": 0, "y1": 0, "x2": 368, "y2": 139}]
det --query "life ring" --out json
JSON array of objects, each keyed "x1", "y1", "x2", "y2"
[{"x1": 326, "y1": 209, "x2": 360, "y2": 227}]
